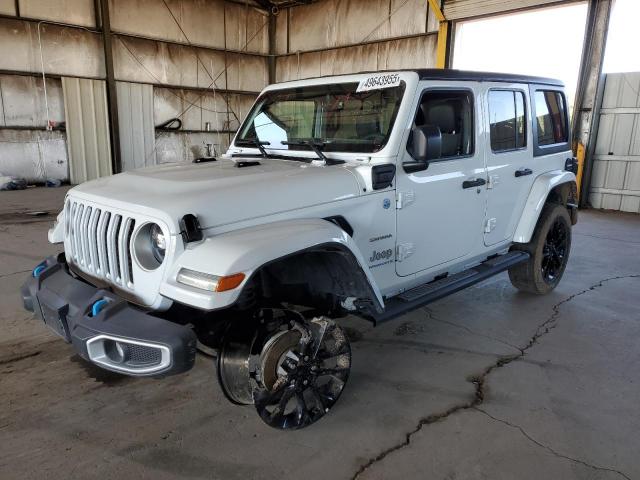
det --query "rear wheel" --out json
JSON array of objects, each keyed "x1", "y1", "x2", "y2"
[
  {"x1": 217, "y1": 310, "x2": 351, "y2": 430},
  {"x1": 509, "y1": 203, "x2": 572, "y2": 294}
]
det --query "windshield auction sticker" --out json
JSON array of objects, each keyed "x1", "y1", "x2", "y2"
[{"x1": 356, "y1": 73, "x2": 402, "y2": 93}]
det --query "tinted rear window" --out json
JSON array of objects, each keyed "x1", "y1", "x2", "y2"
[
  {"x1": 535, "y1": 90, "x2": 568, "y2": 146},
  {"x1": 488, "y1": 90, "x2": 526, "y2": 152}
]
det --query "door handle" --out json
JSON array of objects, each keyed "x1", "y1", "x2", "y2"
[
  {"x1": 462, "y1": 178, "x2": 486, "y2": 189},
  {"x1": 515, "y1": 168, "x2": 533, "y2": 177}
]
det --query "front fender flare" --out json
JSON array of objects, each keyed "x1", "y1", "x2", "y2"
[
  {"x1": 48, "y1": 210, "x2": 65, "y2": 244},
  {"x1": 513, "y1": 170, "x2": 576, "y2": 244},
  {"x1": 160, "y1": 219, "x2": 384, "y2": 312}
]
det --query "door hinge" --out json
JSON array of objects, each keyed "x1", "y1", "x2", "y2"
[
  {"x1": 396, "y1": 191, "x2": 415, "y2": 209},
  {"x1": 484, "y1": 218, "x2": 497, "y2": 233},
  {"x1": 396, "y1": 242, "x2": 415, "y2": 261},
  {"x1": 488, "y1": 174, "x2": 500, "y2": 189}
]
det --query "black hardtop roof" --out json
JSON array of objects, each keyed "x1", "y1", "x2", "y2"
[
  {"x1": 412, "y1": 69, "x2": 564, "y2": 87},
  {"x1": 275, "y1": 69, "x2": 564, "y2": 88}
]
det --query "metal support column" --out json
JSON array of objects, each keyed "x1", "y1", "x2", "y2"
[
  {"x1": 268, "y1": 9, "x2": 277, "y2": 84},
  {"x1": 98, "y1": 0, "x2": 122, "y2": 174},
  {"x1": 572, "y1": 0, "x2": 613, "y2": 206},
  {"x1": 427, "y1": 0, "x2": 451, "y2": 69}
]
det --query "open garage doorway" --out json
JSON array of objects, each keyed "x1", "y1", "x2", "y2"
[{"x1": 452, "y1": 2, "x2": 588, "y2": 115}]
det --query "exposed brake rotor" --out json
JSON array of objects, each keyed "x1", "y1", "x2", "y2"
[{"x1": 216, "y1": 321, "x2": 259, "y2": 405}]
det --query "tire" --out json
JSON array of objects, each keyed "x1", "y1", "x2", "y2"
[{"x1": 509, "y1": 203, "x2": 572, "y2": 295}]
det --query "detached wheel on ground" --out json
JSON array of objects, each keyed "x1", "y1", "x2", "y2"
[
  {"x1": 509, "y1": 203, "x2": 572, "y2": 294},
  {"x1": 216, "y1": 311, "x2": 351, "y2": 430}
]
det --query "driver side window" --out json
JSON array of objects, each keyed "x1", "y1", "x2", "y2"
[{"x1": 414, "y1": 90, "x2": 474, "y2": 160}]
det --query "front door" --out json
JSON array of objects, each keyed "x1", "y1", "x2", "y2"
[{"x1": 396, "y1": 86, "x2": 487, "y2": 277}]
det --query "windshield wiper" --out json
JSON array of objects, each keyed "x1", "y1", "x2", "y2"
[
  {"x1": 235, "y1": 138, "x2": 270, "y2": 157},
  {"x1": 281, "y1": 139, "x2": 343, "y2": 165}
]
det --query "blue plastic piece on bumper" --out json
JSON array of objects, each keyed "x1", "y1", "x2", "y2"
[
  {"x1": 91, "y1": 299, "x2": 109, "y2": 317},
  {"x1": 32, "y1": 264, "x2": 46, "y2": 278}
]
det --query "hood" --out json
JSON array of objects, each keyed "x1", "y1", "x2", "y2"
[{"x1": 69, "y1": 157, "x2": 362, "y2": 233}]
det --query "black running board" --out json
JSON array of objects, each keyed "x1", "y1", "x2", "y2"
[{"x1": 371, "y1": 251, "x2": 530, "y2": 324}]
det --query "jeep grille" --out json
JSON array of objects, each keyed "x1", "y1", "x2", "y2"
[{"x1": 66, "y1": 200, "x2": 136, "y2": 289}]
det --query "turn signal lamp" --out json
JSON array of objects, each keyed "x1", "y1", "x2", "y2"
[{"x1": 177, "y1": 268, "x2": 245, "y2": 292}]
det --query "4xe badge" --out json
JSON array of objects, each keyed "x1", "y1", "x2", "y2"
[{"x1": 383, "y1": 198, "x2": 391, "y2": 209}]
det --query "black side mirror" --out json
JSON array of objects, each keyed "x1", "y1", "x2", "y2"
[{"x1": 404, "y1": 125, "x2": 442, "y2": 173}]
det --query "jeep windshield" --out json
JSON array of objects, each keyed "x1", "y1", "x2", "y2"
[{"x1": 236, "y1": 81, "x2": 406, "y2": 154}]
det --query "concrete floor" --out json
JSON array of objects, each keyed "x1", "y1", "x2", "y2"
[{"x1": 1, "y1": 187, "x2": 639, "y2": 480}]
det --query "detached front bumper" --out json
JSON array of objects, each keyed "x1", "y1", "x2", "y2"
[{"x1": 21, "y1": 255, "x2": 197, "y2": 377}]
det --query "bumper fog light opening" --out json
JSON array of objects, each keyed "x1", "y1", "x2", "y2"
[
  {"x1": 104, "y1": 339, "x2": 130, "y2": 364},
  {"x1": 86, "y1": 335, "x2": 171, "y2": 375}
]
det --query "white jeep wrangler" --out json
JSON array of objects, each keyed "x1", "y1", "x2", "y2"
[{"x1": 22, "y1": 69, "x2": 578, "y2": 429}]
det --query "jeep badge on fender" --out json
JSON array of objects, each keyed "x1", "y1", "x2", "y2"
[{"x1": 370, "y1": 249, "x2": 394, "y2": 262}]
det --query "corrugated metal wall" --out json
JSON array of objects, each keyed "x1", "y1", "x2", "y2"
[
  {"x1": 0, "y1": 75, "x2": 64, "y2": 127},
  {"x1": 19, "y1": 0, "x2": 97, "y2": 26},
  {"x1": 0, "y1": 74, "x2": 68, "y2": 182},
  {"x1": 0, "y1": 0, "x2": 266, "y2": 182},
  {"x1": 62, "y1": 77, "x2": 112, "y2": 183},
  {"x1": 589, "y1": 73, "x2": 640, "y2": 213},
  {"x1": 0, "y1": 130, "x2": 68, "y2": 182},
  {"x1": 117, "y1": 81, "x2": 155, "y2": 171},
  {"x1": 275, "y1": 0, "x2": 439, "y2": 83},
  {"x1": 0, "y1": 0, "x2": 15, "y2": 14},
  {"x1": 109, "y1": 0, "x2": 269, "y2": 54},
  {"x1": 0, "y1": 18, "x2": 105, "y2": 78}
]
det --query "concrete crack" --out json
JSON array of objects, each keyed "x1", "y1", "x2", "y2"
[
  {"x1": 474, "y1": 407, "x2": 632, "y2": 480},
  {"x1": 351, "y1": 274, "x2": 639, "y2": 480},
  {"x1": 0, "y1": 351, "x2": 41, "y2": 365},
  {"x1": 0, "y1": 269, "x2": 31, "y2": 279},
  {"x1": 574, "y1": 232, "x2": 640, "y2": 246},
  {"x1": 423, "y1": 307, "x2": 524, "y2": 354},
  {"x1": 521, "y1": 274, "x2": 639, "y2": 354}
]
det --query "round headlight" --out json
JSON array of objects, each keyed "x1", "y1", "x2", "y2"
[
  {"x1": 150, "y1": 223, "x2": 166, "y2": 263},
  {"x1": 133, "y1": 223, "x2": 167, "y2": 271}
]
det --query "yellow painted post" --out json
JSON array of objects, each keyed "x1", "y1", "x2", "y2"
[
  {"x1": 427, "y1": 0, "x2": 445, "y2": 22},
  {"x1": 427, "y1": 0, "x2": 448, "y2": 69},
  {"x1": 436, "y1": 21, "x2": 449, "y2": 69},
  {"x1": 575, "y1": 142, "x2": 586, "y2": 198}
]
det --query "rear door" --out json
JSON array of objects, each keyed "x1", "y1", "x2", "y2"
[
  {"x1": 483, "y1": 84, "x2": 571, "y2": 246},
  {"x1": 529, "y1": 85, "x2": 572, "y2": 172},
  {"x1": 482, "y1": 84, "x2": 533, "y2": 246}
]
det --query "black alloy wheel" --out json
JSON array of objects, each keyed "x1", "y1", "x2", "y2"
[
  {"x1": 253, "y1": 317, "x2": 351, "y2": 430},
  {"x1": 216, "y1": 312, "x2": 352, "y2": 430},
  {"x1": 541, "y1": 217, "x2": 569, "y2": 284}
]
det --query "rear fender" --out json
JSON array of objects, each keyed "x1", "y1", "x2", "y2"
[
  {"x1": 513, "y1": 170, "x2": 577, "y2": 244},
  {"x1": 160, "y1": 219, "x2": 384, "y2": 312}
]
